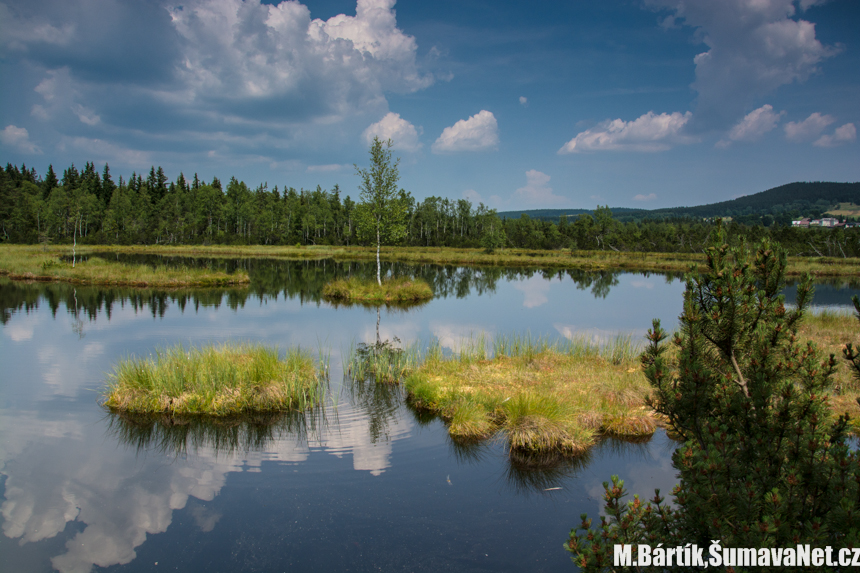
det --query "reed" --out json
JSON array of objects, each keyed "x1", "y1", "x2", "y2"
[
  {"x1": 102, "y1": 342, "x2": 326, "y2": 415},
  {"x1": 348, "y1": 337, "x2": 418, "y2": 384},
  {"x1": 322, "y1": 276, "x2": 433, "y2": 303},
  {"x1": 0, "y1": 245, "x2": 249, "y2": 287}
]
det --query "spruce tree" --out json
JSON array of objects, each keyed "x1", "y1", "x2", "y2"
[
  {"x1": 566, "y1": 222, "x2": 860, "y2": 569},
  {"x1": 43, "y1": 165, "x2": 59, "y2": 199}
]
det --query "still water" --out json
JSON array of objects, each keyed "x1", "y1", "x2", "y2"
[{"x1": 1, "y1": 258, "x2": 857, "y2": 572}]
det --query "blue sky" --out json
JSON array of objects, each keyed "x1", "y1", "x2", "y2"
[{"x1": 1, "y1": 0, "x2": 858, "y2": 210}]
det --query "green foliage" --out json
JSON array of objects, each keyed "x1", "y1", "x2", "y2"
[
  {"x1": 3, "y1": 161, "x2": 859, "y2": 257},
  {"x1": 480, "y1": 221, "x2": 507, "y2": 253},
  {"x1": 354, "y1": 137, "x2": 408, "y2": 284},
  {"x1": 566, "y1": 222, "x2": 860, "y2": 569}
]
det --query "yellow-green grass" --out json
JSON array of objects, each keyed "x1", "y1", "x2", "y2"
[
  {"x1": 403, "y1": 335, "x2": 654, "y2": 455},
  {"x1": 102, "y1": 342, "x2": 326, "y2": 416},
  {"x1": 825, "y1": 202, "x2": 860, "y2": 219},
  {"x1": 0, "y1": 245, "x2": 249, "y2": 287},
  {"x1": 322, "y1": 276, "x2": 433, "y2": 303},
  {"x1": 32, "y1": 243, "x2": 860, "y2": 278},
  {"x1": 797, "y1": 309, "x2": 860, "y2": 429}
]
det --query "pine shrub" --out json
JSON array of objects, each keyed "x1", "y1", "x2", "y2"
[{"x1": 566, "y1": 222, "x2": 860, "y2": 570}]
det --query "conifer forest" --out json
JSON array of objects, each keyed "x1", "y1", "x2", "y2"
[{"x1": 1, "y1": 161, "x2": 859, "y2": 258}]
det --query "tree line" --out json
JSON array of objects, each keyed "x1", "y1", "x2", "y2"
[{"x1": 2, "y1": 161, "x2": 858, "y2": 257}]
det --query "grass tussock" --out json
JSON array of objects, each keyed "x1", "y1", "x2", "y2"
[
  {"x1": 0, "y1": 245, "x2": 249, "y2": 287},
  {"x1": 322, "y1": 276, "x2": 433, "y2": 303},
  {"x1": 402, "y1": 333, "x2": 654, "y2": 455},
  {"x1": 348, "y1": 338, "x2": 418, "y2": 383},
  {"x1": 103, "y1": 342, "x2": 325, "y2": 416}
]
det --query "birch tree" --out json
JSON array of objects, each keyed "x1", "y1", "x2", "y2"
[{"x1": 355, "y1": 137, "x2": 406, "y2": 286}]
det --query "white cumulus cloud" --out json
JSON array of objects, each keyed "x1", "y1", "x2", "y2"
[
  {"x1": 432, "y1": 110, "x2": 499, "y2": 153},
  {"x1": 72, "y1": 104, "x2": 101, "y2": 126},
  {"x1": 362, "y1": 112, "x2": 422, "y2": 151},
  {"x1": 2, "y1": 0, "x2": 436, "y2": 167},
  {"x1": 169, "y1": 0, "x2": 432, "y2": 113},
  {"x1": 633, "y1": 193, "x2": 658, "y2": 202},
  {"x1": 646, "y1": 0, "x2": 839, "y2": 128},
  {"x1": 784, "y1": 112, "x2": 835, "y2": 142},
  {"x1": 513, "y1": 170, "x2": 568, "y2": 206},
  {"x1": 814, "y1": 123, "x2": 857, "y2": 147},
  {"x1": 558, "y1": 111, "x2": 693, "y2": 153},
  {"x1": 1, "y1": 125, "x2": 42, "y2": 154},
  {"x1": 306, "y1": 163, "x2": 350, "y2": 173},
  {"x1": 716, "y1": 104, "x2": 784, "y2": 147}
]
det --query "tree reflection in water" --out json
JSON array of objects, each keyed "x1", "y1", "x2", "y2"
[
  {"x1": 105, "y1": 409, "x2": 324, "y2": 458},
  {"x1": 1, "y1": 257, "x2": 693, "y2": 323}
]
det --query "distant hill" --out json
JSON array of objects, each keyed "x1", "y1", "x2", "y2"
[{"x1": 498, "y1": 182, "x2": 860, "y2": 223}]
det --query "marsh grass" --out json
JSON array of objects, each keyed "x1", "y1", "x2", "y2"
[
  {"x1": 131, "y1": 244, "x2": 860, "y2": 277},
  {"x1": 0, "y1": 245, "x2": 249, "y2": 287},
  {"x1": 322, "y1": 276, "x2": 433, "y2": 303},
  {"x1": 8, "y1": 244, "x2": 858, "y2": 278},
  {"x1": 103, "y1": 342, "x2": 326, "y2": 416},
  {"x1": 401, "y1": 333, "x2": 654, "y2": 455},
  {"x1": 795, "y1": 309, "x2": 860, "y2": 428},
  {"x1": 348, "y1": 337, "x2": 418, "y2": 383}
]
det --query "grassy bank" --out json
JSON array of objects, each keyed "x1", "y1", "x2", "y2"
[
  {"x1": 0, "y1": 245, "x2": 249, "y2": 287},
  {"x1": 322, "y1": 276, "x2": 433, "y2": 304},
  {"x1": 800, "y1": 309, "x2": 860, "y2": 428},
  {"x1": 381, "y1": 335, "x2": 655, "y2": 455},
  {"x1": 27, "y1": 243, "x2": 860, "y2": 277},
  {"x1": 102, "y1": 342, "x2": 326, "y2": 416}
]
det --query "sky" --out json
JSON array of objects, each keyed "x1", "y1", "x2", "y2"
[{"x1": 0, "y1": 0, "x2": 858, "y2": 210}]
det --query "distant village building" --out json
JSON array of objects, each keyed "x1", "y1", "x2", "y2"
[{"x1": 791, "y1": 217, "x2": 846, "y2": 228}]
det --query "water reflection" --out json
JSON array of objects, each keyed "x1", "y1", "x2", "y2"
[
  {"x1": 106, "y1": 410, "x2": 321, "y2": 459},
  {"x1": 1, "y1": 260, "x2": 855, "y2": 573},
  {"x1": 4, "y1": 259, "x2": 858, "y2": 327},
  {"x1": 1, "y1": 261, "x2": 689, "y2": 325},
  {"x1": 445, "y1": 434, "x2": 597, "y2": 495}
]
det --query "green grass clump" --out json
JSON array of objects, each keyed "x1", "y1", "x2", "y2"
[
  {"x1": 502, "y1": 393, "x2": 594, "y2": 454},
  {"x1": 348, "y1": 338, "x2": 418, "y2": 383},
  {"x1": 449, "y1": 400, "x2": 496, "y2": 439},
  {"x1": 322, "y1": 276, "x2": 433, "y2": 303},
  {"x1": 103, "y1": 342, "x2": 325, "y2": 416},
  {"x1": 0, "y1": 245, "x2": 249, "y2": 287}
]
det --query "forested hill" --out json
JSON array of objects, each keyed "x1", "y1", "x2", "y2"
[{"x1": 499, "y1": 182, "x2": 860, "y2": 224}]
